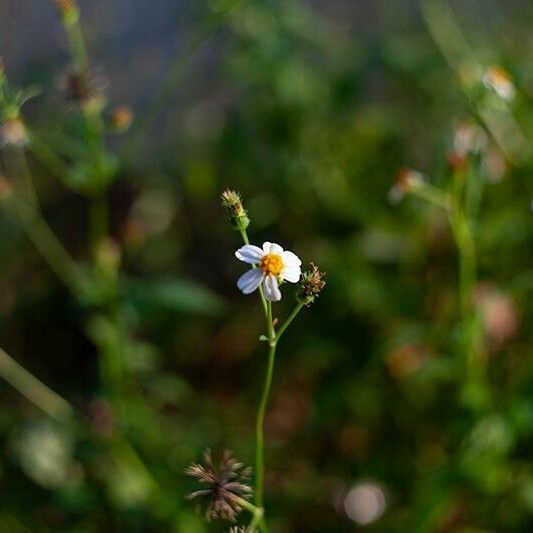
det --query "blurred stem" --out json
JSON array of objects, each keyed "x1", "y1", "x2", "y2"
[
  {"x1": 5, "y1": 145, "x2": 38, "y2": 205},
  {"x1": 123, "y1": 0, "x2": 245, "y2": 161},
  {"x1": 0, "y1": 347, "x2": 73, "y2": 422},
  {"x1": 276, "y1": 302, "x2": 305, "y2": 342},
  {"x1": 12, "y1": 197, "x2": 84, "y2": 294},
  {"x1": 28, "y1": 129, "x2": 70, "y2": 179},
  {"x1": 61, "y1": 7, "x2": 88, "y2": 70},
  {"x1": 411, "y1": 184, "x2": 451, "y2": 210},
  {"x1": 232, "y1": 496, "x2": 265, "y2": 532},
  {"x1": 448, "y1": 200, "x2": 487, "y2": 410}
]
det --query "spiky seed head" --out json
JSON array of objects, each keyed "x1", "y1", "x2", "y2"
[
  {"x1": 221, "y1": 189, "x2": 250, "y2": 232},
  {"x1": 186, "y1": 449, "x2": 253, "y2": 522},
  {"x1": 296, "y1": 263, "x2": 326, "y2": 305}
]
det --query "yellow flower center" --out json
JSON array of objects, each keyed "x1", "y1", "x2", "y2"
[{"x1": 260, "y1": 253, "x2": 283, "y2": 276}]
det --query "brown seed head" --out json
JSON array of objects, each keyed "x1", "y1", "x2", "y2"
[
  {"x1": 297, "y1": 263, "x2": 326, "y2": 305},
  {"x1": 57, "y1": 66, "x2": 106, "y2": 109},
  {"x1": 186, "y1": 449, "x2": 253, "y2": 522}
]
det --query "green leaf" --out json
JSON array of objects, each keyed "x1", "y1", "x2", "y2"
[{"x1": 127, "y1": 277, "x2": 226, "y2": 317}]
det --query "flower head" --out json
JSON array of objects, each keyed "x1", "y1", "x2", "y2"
[
  {"x1": 186, "y1": 449, "x2": 253, "y2": 522},
  {"x1": 296, "y1": 263, "x2": 326, "y2": 305},
  {"x1": 235, "y1": 241, "x2": 302, "y2": 302}
]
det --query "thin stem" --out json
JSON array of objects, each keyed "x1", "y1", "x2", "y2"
[
  {"x1": 8, "y1": 195, "x2": 86, "y2": 296},
  {"x1": 255, "y1": 340, "x2": 276, "y2": 510},
  {"x1": 0, "y1": 347, "x2": 73, "y2": 422},
  {"x1": 411, "y1": 185, "x2": 452, "y2": 211},
  {"x1": 239, "y1": 228, "x2": 268, "y2": 315},
  {"x1": 276, "y1": 302, "x2": 305, "y2": 342},
  {"x1": 61, "y1": 8, "x2": 88, "y2": 70},
  {"x1": 232, "y1": 496, "x2": 265, "y2": 532},
  {"x1": 122, "y1": 0, "x2": 245, "y2": 161}
]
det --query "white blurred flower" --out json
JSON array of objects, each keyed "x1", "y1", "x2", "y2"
[
  {"x1": 482, "y1": 66, "x2": 515, "y2": 100},
  {"x1": 235, "y1": 241, "x2": 301, "y2": 302},
  {"x1": 343, "y1": 481, "x2": 387, "y2": 525}
]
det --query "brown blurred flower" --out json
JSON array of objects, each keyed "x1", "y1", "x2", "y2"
[
  {"x1": 186, "y1": 449, "x2": 253, "y2": 522},
  {"x1": 109, "y1": 106, "x2": 133, "y2": 131},
  {"x1": 387, "y1": 343, "x2": 428, "y2": 379},
  {"x1": 475, "y1": 284, "x2": 519, "y2": 348}
]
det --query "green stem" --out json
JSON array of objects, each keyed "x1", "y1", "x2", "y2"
[
  {"x1": 62, "y1": 10, "x2": 88, "y2": 70},
  {"x1": 276, "y1": 302, "x2": 305, "y2": 342},
  {"x1": 255, "y1": 332, "x2": 276, "y2": 510},
  {"x1": 8, "y1": 195, "x2": 86, "y2": 296},
  {"x1": 411, "y1": 184, "x2": 451, "y2": 211},
  {"x1": 0, "y1": 347, "x2": 73, "y2": 422},
  {"x1": 232, "y1": 496, "x2": 265, "y2": 532}
]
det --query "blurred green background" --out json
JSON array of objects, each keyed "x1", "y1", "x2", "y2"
[{"x1": 1, "y1": 0, "x2": 532, "y2": 531}]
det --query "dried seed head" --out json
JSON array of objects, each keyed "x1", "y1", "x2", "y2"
[
  {"x1": 296, "y1": 263, "x2": 326, "y2": 305},
  {"x1": 186, "y1": 449, "x2": 253, "y2": 522},
  {"x1": 221, "y1": 189, "x2": 250, "y2": 232},
  {"x1": 57, "y1": 66, "x2": 106, "y2": 110},
  {"x1": 109, "y1": 106, "x2": 133, "y2": 131}
]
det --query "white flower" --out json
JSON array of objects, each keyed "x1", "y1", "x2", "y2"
[{"x1": 235, "y1": 241, "x2": 302, "y2": 302}]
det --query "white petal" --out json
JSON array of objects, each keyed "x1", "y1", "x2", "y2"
[
  {"x1": 282, "y1": 250, "x2": 301, "y2": 267},
  {"x1": 282, "y1": 265, "x2": 301, "y2": 283},
  {"x1": 262, "y1": 241, "x2": 283, "y2": 255},
  {"x1": 263, "y1": 274, "x2": 282, "y2": 302},
  {"x1": 237, "y1": 269, "x2": 264, "y2": 294},
  {"x1": 235, "y1": 244, "x2": 264, "y2": 264}
]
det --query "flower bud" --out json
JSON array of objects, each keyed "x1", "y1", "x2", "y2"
[
  {"x1": 387, "y1": 169, "x2": 424, "y2": 204},
  {"x1": 296, "y1": 263, "x2": 326, "y2": 306},
  {"x1": 54, "y1": 0, "x2": 79, "y2": 25},
  {"x1": 0, "y1": 117, "x2": 29, "y2": 147},
  {"x1": 221, "y1": 189, "x2": 250, "y2": 231},
  {"x1": 482, "y1": 66, "x2": 515, "y2": 101},
  {"x1": 109, "y1": 106, "x2": 133, "y2": 132}
]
